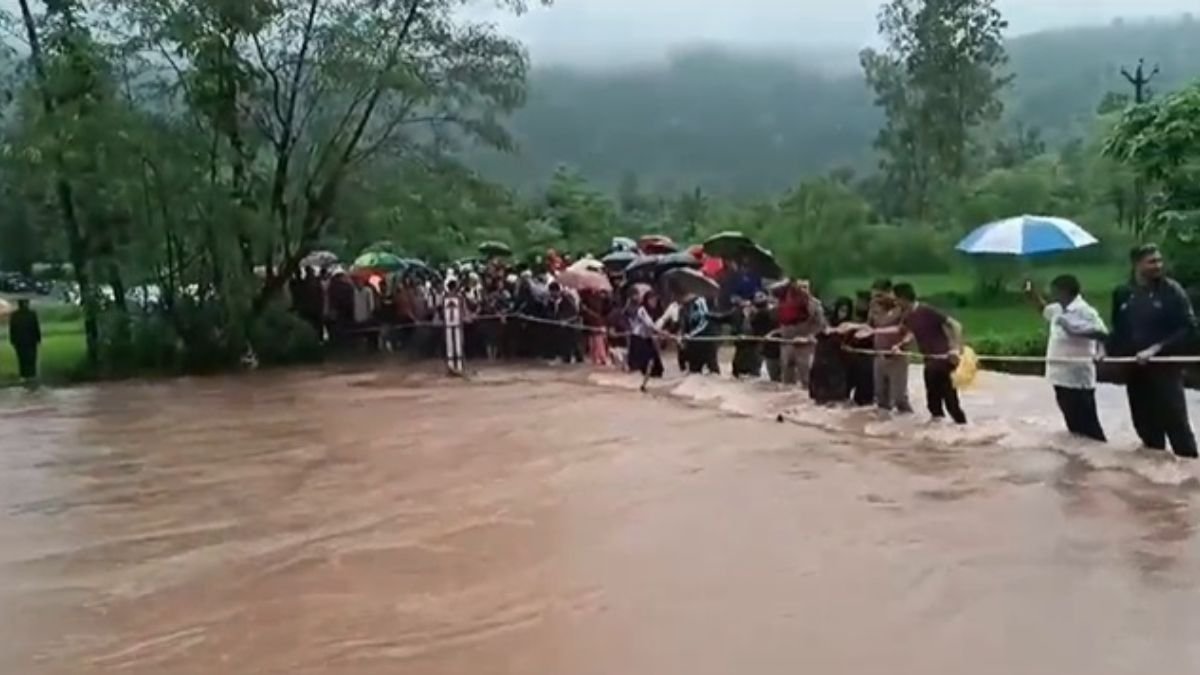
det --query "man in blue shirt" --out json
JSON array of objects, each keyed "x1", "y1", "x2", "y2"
[{"x1": 1110, "y1": 244, "x2": 1197, "y2": 458}]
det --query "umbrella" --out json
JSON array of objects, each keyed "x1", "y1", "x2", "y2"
[
  {"x1": 703, "y1": 231, "x2": 755, "y2": 258},
  {"x1": 638, "y1": 234, "x2": 678, "y2": 255},
  {"x1": 478, "y1": 241, "x2": 513, "y2": 258},
  {"x1": 955, "y1": 215, "x2": 1098, "y2": 256},
  {"x1": 300, "y1": 250, "x2": 338, "y2": 269},
  {"x1": 352, "y1": 251, "x2": 406, "y2": 271},
  {"x1": 398, "y1": 258, "x2": 440, "y2": 280},
  {"x1": 624, "y1": 255, "x2": 663, "y2": 279},
  {"x1": 567, "y1": 257, "x2": 605, "y2": 275},
  {"x1": 740, "y1": 244, "x2": 783, "y2": 279},
  {"x1": 662, "y1": 267, "x2": 719, "y2": 300},
  {"x1": 657, "y1": 251, "x2": 701, "y2": 273},
  {"x1": 610, "y1": 236, "x2": 637, "y2": 252},
  {"x1": 557, "y1": 268, "x2": 613, "y2": 294},
  {"x1": 601, "y1": 249, "x2": 637, "y2": 271}
]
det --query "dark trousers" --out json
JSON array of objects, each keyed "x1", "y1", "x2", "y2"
[
  {"x1": 1127, "y1": 366, "x2": 1197, "y2": 458},
  {"x1": 846, "y1": 353, "x2": 875, "y2": 406},
  {"x1": 1053, "y1": 386, "x2": 1106, "y2": 442},
  {"x1": 15, "y1": 345, "x2": 38, "y2": 379},
  {"x1": 629, "y1": 336, "x2": 664, "y2": 378},
  {"x1": 685, "y1": 341, "x2": 720, "y2": 375},
  {"x1": 924, "y1": 363, "x2": 966, "y2": 424}
]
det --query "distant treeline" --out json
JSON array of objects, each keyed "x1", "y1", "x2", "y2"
[{"x1": 470, "y1": 16, "x2": 1200, "y2": 195}]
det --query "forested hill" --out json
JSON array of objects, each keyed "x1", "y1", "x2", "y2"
[{"x1": 471, "y1": 17, "x2": 1200, "y2": 195}]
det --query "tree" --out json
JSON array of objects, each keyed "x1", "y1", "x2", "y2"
[
  {"x1": 859, "y1": 0, "x2": 1012, "y2": 219},
  {"x1": 12, "y1": 0, "x2": 106, "y2": 366},
  {"x1": 111, "y1": 0, "x2": 542, "y2": 310},
  {"x1": 1104, "y1": 80, "x2": 1200, "y2": 287}
]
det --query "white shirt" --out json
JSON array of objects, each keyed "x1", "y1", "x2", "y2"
[
  {"x1": 1043, "y1": 296, "x2": 1106, "y2": 389},
  {"x1": 655, "y1": 302, "x2": 680, "y2": 331}
]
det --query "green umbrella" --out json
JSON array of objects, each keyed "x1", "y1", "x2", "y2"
[
  {"x1": 352, "y1": 251, "x2": 406, "y2": 271},
  {"x1": 703, "y1": 231, "x2": 755, "y2": 259},
  {"x1": 478, "y1": 241, "x2": 513, "y2": 258}
]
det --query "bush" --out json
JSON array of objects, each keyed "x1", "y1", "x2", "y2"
[
  {"x1": 857, "y1": 223, "x2": 956, "y2": 275},
  {"x1": 247, "y1": 302, "x2": 323, "y2": 366},
  {"x1": 96, "y1": 308, "x2": 182, "y2": 376}
]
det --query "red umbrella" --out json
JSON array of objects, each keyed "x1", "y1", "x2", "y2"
[{"x1": 638, "y1": 234, "x2": 677, "y2": 255}]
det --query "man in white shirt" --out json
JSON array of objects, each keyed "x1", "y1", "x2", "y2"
[{"x1": 1026, "y1": 274, "x2": 1108, "y2": 442}]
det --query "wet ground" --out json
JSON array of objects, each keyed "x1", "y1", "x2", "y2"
[{"x1": 2, "y1": 363, "x2": 1200, "y2": 674}]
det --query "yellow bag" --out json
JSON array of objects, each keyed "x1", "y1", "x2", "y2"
[{"x1": 951, "y1": 346, "x2": 978, "y2": 389}]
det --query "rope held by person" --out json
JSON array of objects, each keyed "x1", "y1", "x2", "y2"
[{"x1": 358, "y1": 313, "x2": 1200, "y2": 364}]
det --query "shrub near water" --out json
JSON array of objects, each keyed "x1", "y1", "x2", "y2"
[{"x1": 248, "y1": 303, "x2": 323, "y2": 367}]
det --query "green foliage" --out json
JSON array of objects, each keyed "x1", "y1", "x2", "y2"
[
  {"x1": 248, "y1": 302, "x2": 322, "y2": 366},
  {"x1": 1105, "y1": 79, "x2": 1200, "y2": 287},
  {"x1": 860, "y1": 0, "x2": 1012, "y2": 219}
]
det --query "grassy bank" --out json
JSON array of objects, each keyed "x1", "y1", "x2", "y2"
[
  {"x1": 0, "y1": 300, "x2": 89, "y2": 386},
  {"x1": 829, "y1": 263, "x2": 1124, "y2": 348}
]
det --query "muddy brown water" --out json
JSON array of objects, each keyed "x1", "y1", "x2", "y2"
[{"x1": 3, "y1": 363, "x2": 1200, "y2": 674}]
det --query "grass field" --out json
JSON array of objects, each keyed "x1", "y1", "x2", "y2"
[
  {"x1": 0, "y1": 298, "x2": 88, "y2": 386},
  {"x1": 828, "y1": 263, "x2": 1124, "y2": 341}
]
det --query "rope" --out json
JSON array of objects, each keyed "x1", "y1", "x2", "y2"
[{"x1": 339, "y1": 312, "x2": 1200, "y2": 365}]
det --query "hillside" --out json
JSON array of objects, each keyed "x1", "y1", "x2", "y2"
[{"x1": 472, "y1": 17, "x2": 1200, "y2": 195}]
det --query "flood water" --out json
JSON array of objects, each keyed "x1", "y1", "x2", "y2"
[{"x1": 3, "y1": 363, "x2": 1200, "y2": 674}]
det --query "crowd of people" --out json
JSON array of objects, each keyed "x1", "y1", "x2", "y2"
[{"x1": 280, "y1": 241, "x2": 1198, "y2": 459}]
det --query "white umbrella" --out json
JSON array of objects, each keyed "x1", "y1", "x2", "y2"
[{"x1": 956, "y1": 215, "x2": 1098, "y2": 256}]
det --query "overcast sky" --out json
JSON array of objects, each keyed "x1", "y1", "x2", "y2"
[{"x1": 480, "y1": 0, "x2": 1196, "y2": 66}]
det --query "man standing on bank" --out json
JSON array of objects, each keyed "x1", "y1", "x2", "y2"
[
  {"x1": 1025, "y1": 275, "x2": 1108, "y2": 442},
  {"x1": 9, "y1": 298, "x2": 42, "y2": 382},
  {"x1": 1110, "y1": 244, "x2": 1197, "y2": 458}
]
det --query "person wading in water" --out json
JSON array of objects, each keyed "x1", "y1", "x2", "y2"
[
  {"x1": 1025, "y1": 274, "x2": 1108, "y2": 442},
  {"x1": 893, "y1": 283, "x2": 967, "y2": 425},
  {"x1": 1109, "y1": 244, "x2": 1197, "y2": 458}
]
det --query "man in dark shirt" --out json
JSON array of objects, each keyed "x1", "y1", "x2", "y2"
[
  {"x1": 8, "y1": 298, "x2": 42, "y2": 381},
  {"x1": 1109, "y1": 244, "x2": 1197, "y2": 458},
  {"x1": 893, "y1": 283, "x2": 967, "y2": 425}
]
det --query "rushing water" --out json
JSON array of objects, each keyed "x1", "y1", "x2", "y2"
[{"x1": 3, "y1": 363, "x2": 1200, "y2": 674}]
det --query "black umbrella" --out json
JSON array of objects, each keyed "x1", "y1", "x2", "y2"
[
  {"x1": 399, "y1": 258, "x2": 441, "y2": 281},
  {"x1": 656, "y1": 251, "x2": 701, "y2": 273},
  {"x1": 703, "y1": 231, "x2": 755, "y2": 259},
  {"x1": 740, "y1": 244, "x2": 783, "y2": 279},
  {"x1": 623, "y1": 255, "x2": 663, "y2": 280},
  {"x1": 662, "y1": 267, "x2": 720, "y2": 300},
  {"x1": 601, "y1": 249, "x2": 638, "y2": 271}
]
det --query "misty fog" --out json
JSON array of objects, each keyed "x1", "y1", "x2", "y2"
[{"x1": 478, "y1": 0, "x2": 1197, "y2": 67}]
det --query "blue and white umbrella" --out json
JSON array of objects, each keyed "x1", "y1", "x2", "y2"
[{"x1": 956, "y1": 215, "x2": 1098, "y2": 256}]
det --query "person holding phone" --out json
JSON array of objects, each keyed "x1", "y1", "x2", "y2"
[{"x1": 1025, "y1": 275, "x2": 1108, "y2": 442}]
